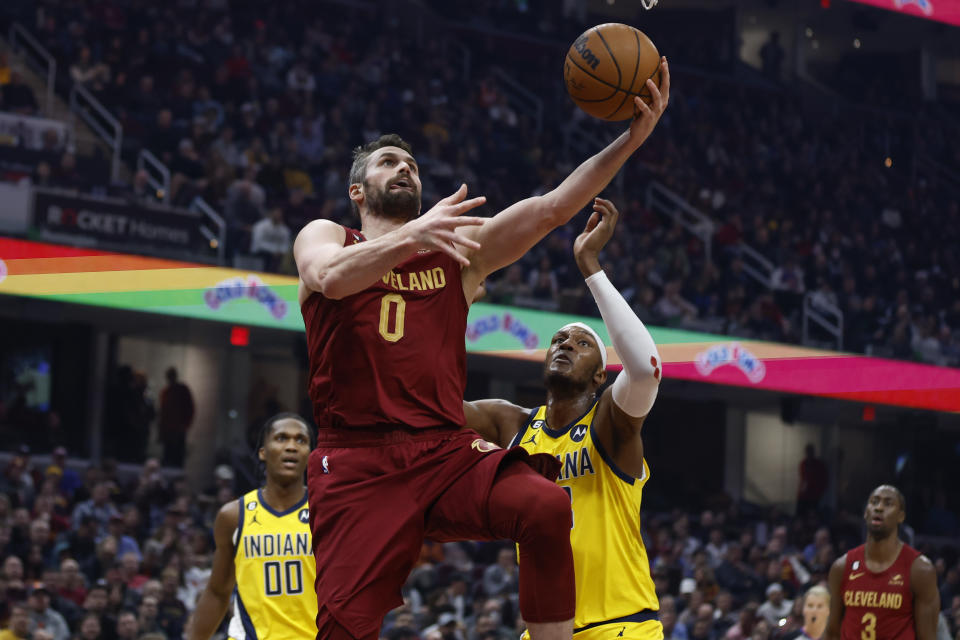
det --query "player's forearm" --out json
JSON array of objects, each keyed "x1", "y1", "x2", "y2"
[
  {"x1": 186, "y1": 590, "x2": 231, "y2": 640},
  {"x1": 542, "y1": 131, "x2": 639, "y2": 223},
  {"x1": 586, "y1": 271, "x2": 660, "y2": 417},
  {"x1": 306, "y1": 231, "x2": 418, "y2": 299}
]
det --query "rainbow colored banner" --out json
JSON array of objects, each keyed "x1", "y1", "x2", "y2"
[{"x1": 2, "y1": 237, "x2": 959, "y2": 412}]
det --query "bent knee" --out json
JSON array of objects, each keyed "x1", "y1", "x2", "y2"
[{"x1": 522, "y1": 480, "x2": 572, "y2": 536}]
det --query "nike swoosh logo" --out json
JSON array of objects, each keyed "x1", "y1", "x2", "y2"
[{"x1": 849, "y1": 572, "x2": 865, "y2": 580}]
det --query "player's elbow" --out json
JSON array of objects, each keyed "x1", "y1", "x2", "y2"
[{"x1": 305, "y1": 264, "x2": 348, "y2": 300}]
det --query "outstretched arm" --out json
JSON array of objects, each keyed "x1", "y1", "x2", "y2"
[
  {"x1": 295, "y1": 185, "x2": 487, "y2": 300},
  {"x1": 461, "y1": 59, "x2": 670, "y2": 290},
  {"x1": 462, "y1": 399, "x2": 530, "y2": 449},
  {"x1": 911, "y1": 555, "x2": 940, "y2": 640},
  {"x1": 187, "y1": 501, "x2": 239, "y2": 640},
  {"x1": 577, "y1": 200, "x2": 661, "y2": 478},
  {"x1": 824, "y1": 555, "x2": 847, "y2": 640}
]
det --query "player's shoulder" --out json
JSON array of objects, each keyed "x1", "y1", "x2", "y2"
[
  {"x1": 295, "y1": 219, "x2": 346, "y2": 246},
  {"x1": 910, "y1": 552, "x2": 936, "y2": 576},
  {"x1": 214, "y1": 498, "x2": 241, "y2": 531},
  {"x1": 830, "y1": 552, "x2": 849, "y2": 573}
]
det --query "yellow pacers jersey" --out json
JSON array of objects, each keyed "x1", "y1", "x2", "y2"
[
  {"x1": 228, "y1": 488, "x2": 317, "y2": 640},
  {"x1": 513, "y1": 403, "x2": 660, "y2": 635}
]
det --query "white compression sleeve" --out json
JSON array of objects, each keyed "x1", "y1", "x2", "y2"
[{"x1": 585, "y1": 270, "x2": 661, "y2": 417}]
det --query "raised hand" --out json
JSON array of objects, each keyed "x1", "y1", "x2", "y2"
[
  {"x1": 404, "y1": 184, "x2": 487, "y2": 266},
  {"x1": 574, "y1": 197, "x2": 620, "y2": 277},
  {"x1": 629, "y1": 56, "x2": 670, "y2": 148}
]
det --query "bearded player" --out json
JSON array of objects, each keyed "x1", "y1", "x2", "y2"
[
  {"x1": 294, "y1": 61, "x2": 670, "y2": 640},
  {"x1": 825, "y1": 484, "x2": 939, "y2": 640},
  {"x1": 464, "y1": 199, "x2": 663, "y2": 640},
  {"x1": 188, "y1": 414, "x2": 316, "y2": 640}
]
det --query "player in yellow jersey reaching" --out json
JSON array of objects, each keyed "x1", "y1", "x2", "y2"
[
  {"x1": 465, "y1": 198, "x2": 664, "y2": 640},
  {"x1": 188, "y1": 413, "x2": 316, "y2": 640}
]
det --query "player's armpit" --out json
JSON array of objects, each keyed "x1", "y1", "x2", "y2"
[
  {"x1": 187, "y1": 500, "x2": 239, "y2": 640},
  {"x1": 824, "y1": 554, "x2": 848, "y2": 640},
  {"x1": 911, "y1": 555, "x2": 940, "y2": 640},
  {"x1": 462, "y1": 399, "x2": 529, "y2": 448}
]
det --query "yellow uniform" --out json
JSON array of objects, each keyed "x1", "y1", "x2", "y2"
[
  {"x1": 228, "y1": 489, "x2": 317, "y2": 640},
  {"x1": 513, "y1": 403, "x2": 662, "y2": 640}
]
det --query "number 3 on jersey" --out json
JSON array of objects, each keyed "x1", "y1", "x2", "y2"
[
  {"x1": 379, "y1": 294, "x2": 406, "y2": 342},
  {"x1": 860, "y1": 612, "x2": 876, "y2": 640}
]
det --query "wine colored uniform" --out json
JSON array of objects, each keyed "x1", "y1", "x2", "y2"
[
  {"x1": 839, "y1": 543, "x2": 921, "y2": 640},
  {"x1": 301, "y1": 227, "x2": 573, "y2": 640}
]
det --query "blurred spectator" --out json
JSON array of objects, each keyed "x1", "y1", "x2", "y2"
[
  {"x1": 0, "y1": 604, "x2": 31, "y2": 640},
  {"x1": 27, "y1": 583, "x2": 70, "y2": 640},
  {"x1": 158, "y1": 369, "x2": 195, "y2": 468},
  {"x1": 250, "y1": 206, "x2": 292, "y2": 272},
  {"x1": 481, "y1": 548, "x2": 518, "y2": 598},
  {"x1": 756, "y1": 583, "x2": 791, "y2": 628},
  {"x1": 759, "y1": 32, "x2": 785, "y2": 81},
  {"x1": 796, "y1": 445, "x2": 827, "y2": 516},
  {"x1": 72, "y1": 482, "x2": 118, "y2": 539},
  {"x1": 69, "y1": 47, "x2": 110, "y2": 93}
]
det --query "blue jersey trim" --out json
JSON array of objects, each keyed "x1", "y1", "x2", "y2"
[
  {"x1": 235, "y1": 589, "x2": 258, "y2": 640},
  {"x1": 234, "y1": 496, "x2": 245, "y2": 559},
  {"x1": 541, "y1": 401, "x2": 598, "y2": 439},
  {"x1": 574, "y1": 609, "x2": 659, "y2": 633},
  {"x1": 257, "y1": 487, "x2": 308, "y2": 518},
  {"x1": 589, "y1": 421, "x2": 636, "y2": 485},
  {"x1": 509, "y1": 407, "x2": 540, "y2": 448}
]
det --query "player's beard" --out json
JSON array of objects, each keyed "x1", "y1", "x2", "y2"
[{"x1": 365, "y1": 178, "x2": 421, "y2": 222}]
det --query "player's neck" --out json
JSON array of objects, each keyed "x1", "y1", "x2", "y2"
[
  {"x1": 544, "y1": 392, "x2": 595, "y2": 431},
  {"x1": 864, "y1": 532, "x2": 902, "y2": 563},
  {"x1": 261, "y1": 481, "x2": 306, "y2": 512},
  {"x1": 360, "y1": 211, "x2": 406, "y2": 240}
]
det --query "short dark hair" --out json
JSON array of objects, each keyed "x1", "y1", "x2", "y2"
[{"x1": 348, "y1": 134, "x2": 414, "y2": 214}]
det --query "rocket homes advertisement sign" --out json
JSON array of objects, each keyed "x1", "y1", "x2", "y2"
[{"x1": 3, "y1": 237, "x2": 960, "y2": 412}]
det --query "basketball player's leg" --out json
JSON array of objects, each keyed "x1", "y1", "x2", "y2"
[
  {"x1": 306, "y1": 447, "x2": 425, "y2": 639},
  {"x1": 425, "y1": 440, "x2": 575, "y2": 640}
]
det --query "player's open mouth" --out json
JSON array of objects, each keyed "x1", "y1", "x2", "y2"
[
  {"x1": 390, "y1": 179, "x2": 413, "y2": 191},
  {"x1": 553, "y1": 354, "x2": 571, "y2": 365},
  {"x1": 282, "y1": 458, "x2": 299, "y2": 468},
  {"x1": 870, "y1": 516, "x2": 883, "y2": 524}
]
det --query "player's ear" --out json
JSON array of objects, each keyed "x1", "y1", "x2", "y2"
[
  {"x1": 258, "y1": 448, "x2": 266, "y2": 462},
  {"x1": 594, "y1": 365, "x2": 607, "y2": 387},
  {"x1": 348, "y1": 182, "x2": 363, "y2": 207}
]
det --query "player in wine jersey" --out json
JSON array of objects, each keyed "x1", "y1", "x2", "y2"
[
  {"x1": 188, "y1": 414, "x2": 316, "y2": 640},
  {"x1": 294, "y1": 61, "x2": 670, "y2": 640},
  {"x1": 464, "y1": 199, "x2": 664, "y2": 640},
  {"x1": 825, "y1": 484, "x2": 939, "y2": 640}
]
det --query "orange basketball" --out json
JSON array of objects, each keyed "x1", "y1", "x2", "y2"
[{"x1": 564, "y1": 23, "x2": 661, "y2": 121}]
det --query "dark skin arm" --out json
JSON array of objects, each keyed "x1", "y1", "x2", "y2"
[
  {"x1": 824, "y1": 554, "x2": 847, "y2": 640},
  {"x1": 187, "y1": 500, "x2": 239, "y2": 640},
  {"x1": 572, "y1": 199, "x2": 651, "y2": 478},
  {"x1": 462, "y1": 399, "x2": 529, "y2": 449},
  {"x1": 911, "y1": 555, "x2": 940, "y2": 640}
]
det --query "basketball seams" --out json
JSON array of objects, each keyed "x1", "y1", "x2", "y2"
[
  {"x1": 592, "y1": 27, "x2": 623, "y2": 89},
  {"x1": 565, "y1": 54, "x2": 620, "y2": 101},
  {"x1": 603, "y1": 29, "x2": 643, "y2": 120}
]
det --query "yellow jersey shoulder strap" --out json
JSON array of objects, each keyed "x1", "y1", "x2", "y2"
[
  {"x1": 234, "y1": 489, "x2": 258, "y2": 558},
  {"x1": 508, "y1": 406, "x2": 543, "y2": 448}
]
